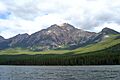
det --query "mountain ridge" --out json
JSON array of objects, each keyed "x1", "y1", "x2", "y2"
[{"x1": 0, "y1": 23, "x2": 119, "y2": 50}]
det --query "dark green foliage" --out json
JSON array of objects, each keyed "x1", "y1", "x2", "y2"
[{"x1": 0, "y1": 43, "x2": 120, "y2": 65}]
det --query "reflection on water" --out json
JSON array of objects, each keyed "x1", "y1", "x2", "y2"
[{"x1": 0, "y1": 66, "x2": 120, "y2": 80}]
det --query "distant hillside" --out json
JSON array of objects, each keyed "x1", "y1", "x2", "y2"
[{"x1": 72, "y1": 34, "x2": 120, "y2": 54}]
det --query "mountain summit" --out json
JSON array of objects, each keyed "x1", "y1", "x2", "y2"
[
  {"x1": 47, "y1": 23, "x2": 76, "y2": 32},
  {"x1": 87, "y1": 27, "x2": 120, "y2": 44},
  {"x1": 0, "y1": 24, "x2": 119, "y2": 51},
  {"x1": 101, "y1": 27, "x2": 119, "y2": 35},
  {"x1": 0, "y1": 36, "x2": 5, "y2": 42},
  {"x1": 26, "y1": 23, "x2": 95, "y2": 50}
]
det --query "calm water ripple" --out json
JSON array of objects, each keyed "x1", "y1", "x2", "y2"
[{"x1": 0, "y1": 66, "x2": 120, "y2": 80}]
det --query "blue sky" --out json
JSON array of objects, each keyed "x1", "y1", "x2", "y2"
[
  {"x1": 0, "y1": 12, "x2": 10, "y2": 19},
  {"x1": 0, "y1": 0, "x2": 120, "y2": 38}
]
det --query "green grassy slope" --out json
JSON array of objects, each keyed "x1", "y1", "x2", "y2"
[
  {"x1": 72, "y1": 35, "x2": 120, "y2": 54},
  {"x1": 0, "y1": 48, "x2": 70, "y2": 55},
  {"x1": 0, "y1": 34, "x2": 120, "y2": 55},
  {"x1": 0, "y1": 42, "x2": 120, "y2": 65}
]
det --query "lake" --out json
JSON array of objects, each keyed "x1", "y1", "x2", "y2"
[{"x1": 0, "y1": 66, "x2": 120, "y2": 80}]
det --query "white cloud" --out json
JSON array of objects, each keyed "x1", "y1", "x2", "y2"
[
  {"x1": 0, "y1": 0, "x2": 120, "y2": 38},
  {"x1": 0, "y1": 1, "x2": 7, "y2": 14}
]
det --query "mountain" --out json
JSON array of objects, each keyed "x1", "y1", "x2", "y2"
[
  {"x1": 72, "y1": 34, "x2": 120, "y2": 54},
  {"x1": 8, "y1": 33, "x2": 29, "y2": 47},
  {"x1": 86, "y1": 27, "x2": 120, "y2": 44},
  {"x1": 0, "y1": 36, "x2": 5, "y2": 42},
  {"x1": 101, "y1": 27, "x2": 119, "y2": 35},
  {"x1": 1, "y1": 33, "x2": 120, "y2": 55},
  {"x1": 0, "y1": 34, "x2": 29, "y2": 50},
  {"x1": 0, "y1": 36, "x2": 9, "y2": 50},
  {"x1": 0, "y1": 26, "x2": 120, "y2": 65},
  {"x1": 26, "y1": 23, "x2": 96, "y2": 50},
  {"x1": 0, "y1": 23, "x2": 119, "y2": 51}
]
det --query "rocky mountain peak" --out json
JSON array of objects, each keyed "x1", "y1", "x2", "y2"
[
  {"x1": 8, "y1": 33, "x2": 29, "y2": 47},
  {"x1": 0, "y1": 23, "x2": 119, "y2": 51},
  {"x1": 0, "y1": 36, "x2": 4, "y2": 39},
  {"x1": 87, "y1": 27, "x2": 120, "y2": 44},
  {"x1": 59, "y1": 23, "x2": 76, "y2": 30},
  {"x1": 47, "y1": 23, "x2": 76, "y2": 31},
  {"x1": 47, "y1": 24, "x2": 59, "y2": 31},
  {"x1": 101, "y1": 27, "x2": 119, "y2": 35},
  {"x1": 59, "y1": 23, "x2": 75, "y2": 28},
  {"x1": 0, "y1": 36, "x2": 5, "y2": 42},
  {"x1": 9, "y1": 33, "x2": 29, "y2": 40}
]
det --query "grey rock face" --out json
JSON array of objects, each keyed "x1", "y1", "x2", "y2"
[
  {"x1": 26, "y1": 23, "x2": 96, "y2": 50},
  {"x1": 8, "y1": 33, "x2": 29, "y2": 47},
  {"x1": 0, "y1": 36, "x2": 5, "y2": 42},
  {"x1": 0, "y1": 24, "x2": 119, "y2": 50},
  {"x1": 101, "y1": 27, "x2": 119, "y2": 35},
  {"x1": 86, "y1": 27, "x2": 120, "y2": 44}
]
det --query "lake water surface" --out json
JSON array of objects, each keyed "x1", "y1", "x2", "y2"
[{"x1": 0, "y1": 66, "x2": 120, "y2": 80}]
